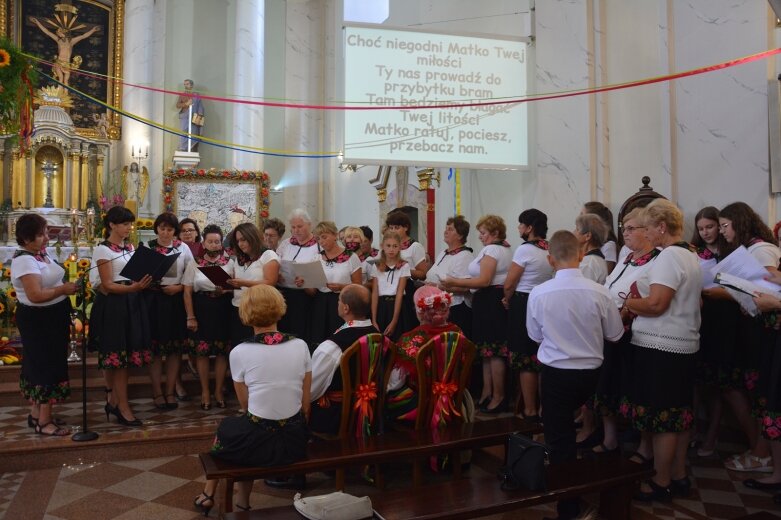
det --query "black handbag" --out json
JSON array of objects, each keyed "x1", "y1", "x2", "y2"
[{"x1": 498, "y1": 432, "x2": 548, "y2": 492}]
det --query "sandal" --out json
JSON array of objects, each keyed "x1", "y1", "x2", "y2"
[
  {"x1": 35, "y1": 421, "x2": 70, "y2": 437},
  {"x1": 153, "y1": 394, "x2": 168, "y2": 410},
  {"x1": 200, "y1": 401, "x2": 211, "y2": 411},
  {"x1": 725, "y1": 453, "x2": 774, "y2": 473},
  {"x1": 193, "y1": 492, "x2": 214, "y2": 516},
  {"x1": 27, "y1": 414, "x2": 66, "y2": 428},
  {"x1": 590, "y1": 443, "x2": 619, "y2": 455},
  {"x1": 165, "y1": 394, "x2": 179, "y2": 410},
  {"x1": 627, "y1": 451, "x2": 654, "y2": 465}
]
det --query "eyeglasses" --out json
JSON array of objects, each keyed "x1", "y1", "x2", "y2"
[
  {"x1": 622, "y1": 226, "x2": 646, "y2": 234},
  {"x1": 181, "y1": 229, "x2": 197, "y2": 233}
]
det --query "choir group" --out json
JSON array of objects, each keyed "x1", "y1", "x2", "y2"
[{"x1": 13, "y1": 197, "x2": 781, "y2": 517}]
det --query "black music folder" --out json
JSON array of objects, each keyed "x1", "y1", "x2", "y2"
[
  {"x1": 119, "y1": 244, "x2": 181, "y2": 282},
  {"x1": 197, "y1": 265, "x2": 233, "y2": 290}
]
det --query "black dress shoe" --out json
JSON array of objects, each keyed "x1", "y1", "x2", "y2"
[
  {"x1": 482, "y1": 397, "x2": 508, "y2": 414},
  {"x1": 670, "y1": 476, "x2": 692, "y2": 497},
  {"x1": 634, "y1": 479, "x2": 672, "y2": 502},
  {"x1": 744, "y1": 478, "x2": 781, "y2": 491},
  {"x1": 264, "y1": 475, "x2": 306, "y2": 490}
]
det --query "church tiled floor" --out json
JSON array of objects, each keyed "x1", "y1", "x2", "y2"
[{"x1": 0, "y1": 399, "x2": 780, "y2": 519}]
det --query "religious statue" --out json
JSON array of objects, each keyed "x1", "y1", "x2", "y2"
[
  {"x1": 91, "y1": 113, "x2": 109, "y2": 139},
  {"x1": 121, "y1": 162, "x2": 150, "y2": 206},
  {"x1": 30, "y1": 14, "x2": 99, "y2": 87},
  {"x1": 176, "y1": 79, "x2": 205, "y2": 152}
]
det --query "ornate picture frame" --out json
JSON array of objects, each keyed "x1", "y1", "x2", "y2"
[
  {"x1": 163, "y1": 168, "x2": 271, "y2": 236},
  {"x1": 14, "y1": 0, "x2": 125, "y2": 139}
]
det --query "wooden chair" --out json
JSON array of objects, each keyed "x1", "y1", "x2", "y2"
[
  {"x1": 412, "y1": 331, "x2": 476, "y2": 484},
  {"x1": 334, "y1": 333, "x2": 397, "y2": 489}
]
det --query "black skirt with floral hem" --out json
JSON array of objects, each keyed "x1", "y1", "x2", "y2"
[
  {"x1": 507, "y1": 292, "x2": 540, "y2": 372},
  {"x1": 471, "y1": 286, "x2": 508, "y2": 359},
  {"x1": 696, "y1": 297, "x2": 741, "y2": 389},
  {"x1": 376, "y1": 295, "x2": 406, "y2": 342},
  {"x1": 593, "y1": 330, "x2": 632, "y2": 416},
  {"x1": 144, "y1": 289, "x2": 189, "y2": 356},
  {"x1": 17, "y1": 299, "x2": 72, "y2": 404},
  {"x1": 211, "y1": 411, "x2": 309, "y2": 467},
  {"x1": 190, "y1": 292, "x2": 231, "y2": 357},
  {"x1": 624, "y1": 344, "x2": 696, "y2": 433},
  {"x1": 88, "y1": 291, "x2": 152, "y2": 370}
]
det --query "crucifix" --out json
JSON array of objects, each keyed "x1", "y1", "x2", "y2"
[
  {"x1": 42, "y1": 161, "x2": 57, "y2": 208},
  {"x1": 27, "y1": 0, "x2": 101, "y2": 87}
]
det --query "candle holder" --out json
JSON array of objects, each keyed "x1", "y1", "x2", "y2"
[
  {"x1": 69, "y1": 209, "x2": 80, "y2": 247},
  {"x1": 85, "y1": 208, "x2": 96, "y2": 245},
  {"x1": 67, "y1": 310, "x2": 81, "y2": 363}
]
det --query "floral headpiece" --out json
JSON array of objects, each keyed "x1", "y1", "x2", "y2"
[{"x1": 416, "y1": 291, "x2": 453, "y2": 310}]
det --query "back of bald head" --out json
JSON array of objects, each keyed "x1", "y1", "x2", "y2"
[
  {"x1": 340, "y1": 284, "x2": 370, "y2": 319},
  {"x1": 548, "y1": 230, "x2": 580, "y2": 262}
]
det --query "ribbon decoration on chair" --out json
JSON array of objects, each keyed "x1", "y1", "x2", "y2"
[
  {"x1": 353, "y1": 335, "x2": 389, "y2": 438},
  {"x1": 429, "y1": 333, "x2": 465, "y2": 431}
]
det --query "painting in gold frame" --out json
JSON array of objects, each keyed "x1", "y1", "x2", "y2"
[{"x1": 163, "y1": 168, "x2": 271, "y2": 236}]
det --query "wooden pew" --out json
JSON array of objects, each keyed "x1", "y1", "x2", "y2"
[
  {"x1": 221, "y1": 454, "x2": 653, "y2": 520},
  {"x1": 200, "y1": 416, "x2": 539, "y2": 515}
]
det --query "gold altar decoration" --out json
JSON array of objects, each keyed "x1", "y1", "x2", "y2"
[{"x1": 33, "y1": 85, "x2": 74, "y2": 108}]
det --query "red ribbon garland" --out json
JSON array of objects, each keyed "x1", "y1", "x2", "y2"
[
  {"x1": 430, "y1": 381, "x2": 461, "y2": 431},
  {"x1": 28, "y1": 48, "x2": 781, "y2": 111},
  {"x1": 18, "y1": 67, "x2": 34, "y2": 153}
]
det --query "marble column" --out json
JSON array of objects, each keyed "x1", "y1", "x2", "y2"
[
  {"x1": 232, "y1": 0, "x2": 264, "y2": 171},
  {"x1": 10, "y1": 148, "x2": 22, "y2": 208},
  {"x1": 69, "y1": 148, "x2": 81, "y2": 208},
  {"x1": 122, "y1": 0, "x2": 156, "y2": 215},
  {"x1": 80, "y1": 144, "x2": 90, "y2": 207}
]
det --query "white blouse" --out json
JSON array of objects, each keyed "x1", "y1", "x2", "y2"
[
  {"x1": 631, "y1": 245, "x2": 702, "y2": 354},
  {"x1": 467, "y1": 244, "x2": 512, "y2": 287},
  {"x1": 276, "y1": 238, "x2": 320, "y2": 288},
  {"x1": 401, "y1": 241, "x2": 427, "y2": 273},
  {"x1": 604, "y1": 251, "x2": 658, "y2": 309},
  {"x1": 11, "y1": 253, "x2": 66, "y2": 307},
  {"x1": 225, "y1": 250, "x2": 280, "y2": 307},
  {"x1": 230, "y1": 336, "x2": 312, "y2": 420},
  {"x1": 511, "y1": 243, "x2": 553, "y2": 293},
  {"x1": 370, "y1": 261, "x2": 411, "y2": 296},
  {"x1": 579, "y1": 253, "x2": 608, "y2": 285},
  {"x1": 426, "y1": 247, "x2": 474, "y2": 306},
  {"x1": 89, "y1": 243, "x2": 134, "y2": 287},
  {"x1": 319, "y1": 251, "x2": 362, "y2": 293}
]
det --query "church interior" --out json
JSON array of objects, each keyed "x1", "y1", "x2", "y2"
[{"x1": 2, "y1": 0, "x2": 781, "y2": 518}]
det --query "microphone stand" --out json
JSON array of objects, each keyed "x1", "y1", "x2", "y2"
[{"x1": 71, "y1": 276, "x2": 98, "y2": 442}]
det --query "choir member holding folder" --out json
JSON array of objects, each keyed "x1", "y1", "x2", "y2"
[
  {"x1": 276, "y1": 209, "x2": 320, "y2": 344},
  {"x1": 719, "y1": 202, "x2": 781, "y2": 474},
  {"x1": 225, "y1": 223, "x2": 280, "y2": 347},
  {"x1": 183, "y1": 224, "x2": 232, "y2": 410},
  {"x1": 88, "y1": 206, "x2": 153, "y2": 427},
  {"x1": 143, "y1": 213, "x2": 194, "y2": 411}
]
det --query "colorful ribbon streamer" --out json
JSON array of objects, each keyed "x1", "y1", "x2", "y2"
[
  {"x1": 27, "y1": 48, "x2": 781, "y2": 111},
  {"x1": 39, "y1": 72, "x2": 340, "y2": 158}
]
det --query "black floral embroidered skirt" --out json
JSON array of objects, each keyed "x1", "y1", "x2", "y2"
[
  {"x1": 17, "y1": 299, "x2": 71, "y2": 403},
  {"x1": 144, "y1": 289, "x2": 188, "y2": 356},
  {"x1": 88, "y1": 291, "x2": 152, "y2": 369},
  {"x1": 623, "y1": 344, "x2": 696, "y2": 433},
  {"x1": 190, "y1": 292, "x2": 231, "y2": 357}
]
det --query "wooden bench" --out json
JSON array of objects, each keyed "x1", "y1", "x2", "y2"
[
  {"x1": 221, "y1": 453, "x2": 653, "y2": 520},
  {"x1": 200, "y1": 416, "x2": 540, "y2": 515}
]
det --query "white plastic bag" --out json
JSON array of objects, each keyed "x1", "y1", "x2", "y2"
[{"x1": 293, "y1": 491, "x2": 373, "y2": 520}]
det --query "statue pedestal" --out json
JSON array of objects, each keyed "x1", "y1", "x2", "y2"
[{"x1": 173, "y1": 151, "x2": 200, "y2": 170}]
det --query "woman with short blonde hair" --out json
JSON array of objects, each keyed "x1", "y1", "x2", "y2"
[{"x1": 195, "y1": 284, "x2": 311, "y2": 514}]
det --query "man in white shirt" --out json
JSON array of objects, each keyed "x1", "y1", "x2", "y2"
[
  {"x1": 308, "y1": 284, "x2": 378, "y2": 434},
  {"x1": 526, "y1": 230, "x2": 624, "y2": 520}
]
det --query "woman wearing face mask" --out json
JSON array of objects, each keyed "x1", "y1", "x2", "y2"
[
  {"x1": 342, "y1": 226, "x2": 373, "y2": 286},
  {"x1": 183, "y1": 224, "x2": 233, "y2": 410}
]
